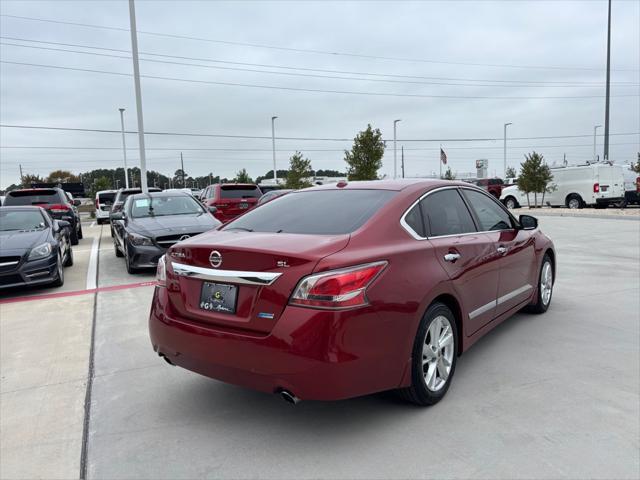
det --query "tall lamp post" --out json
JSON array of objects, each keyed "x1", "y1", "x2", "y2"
[
  {"x1": 503, "y1": 122, "x2": 512, "y2": 177},
  {"x1": 593, "y1": 125, "x2": 602, "y2": 162},
  {"x1": 393, "y1": 119, "x2": 401, "y2": 179},
  {"x1": 118, "y1": 108, "x2": 130, "y2": 188},
  {"x1": 603, "y1": 0, "x2": 612, "y2": 161},
  {"x1": 271, "y1": 116, "x2": 278, "y2": 183}
]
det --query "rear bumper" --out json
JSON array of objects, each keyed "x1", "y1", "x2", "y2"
[
  {"x1": 148, "y1": 286, "x2": 408, "y2": 400},
  {"x1": 595, "y1": 197, "x2": 624, "y2": 205},
  {"x1": 0, "y1": 254, "x2": 58, "y2": 289},
  {"x1": 95, "y1": 209, "x2": 110, "y2": 220}
]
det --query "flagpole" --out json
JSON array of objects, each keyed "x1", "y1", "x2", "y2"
[{"x1": 439, "y1": 144, "x2": 442, "y2": 179}]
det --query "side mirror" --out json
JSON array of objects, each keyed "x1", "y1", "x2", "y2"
[
  {"x1": 73, "y1": 199, "x2": 81, "y2": 207},
  {"x1": 54, "y1": 220, "x2": 70, "y2": 232},
  {"x1": 111, "y1": 212, "x2": 125, "y2": 221},
  {"x1": 519, "y1": 215, "x2": 538, "y2": 230},
  {"x1": 208, "y1": 206, "x2": 218, "y2": 214}
]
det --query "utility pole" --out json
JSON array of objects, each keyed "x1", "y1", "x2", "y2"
[
  {"x1": 271, "y1": 116, "x2": 278, "y2": 183},
  {"x1": 127, "y1": 0, "x2": 148, "y2": 193},
  {"x1": 180, "y1": 152, "x2": 185, "y2": 187},
  {"x1": 593, "y1": 125, "x2": 602, "y2": 162},
  {"x1": 603, "y1": 0, "x2": 612, "y2": 161},
  {"x1": 118, "y1": 108, "x2": 130, "y2": 188},
  {"x1": 19, "y1": 164, "x2": 23, "y2": 186},
  {"x1": 401, "y1": 146, "x2": 405, "y2": 178},
  {"x1": 393, "y1": 119, "x2": 401, "y2": 179},
  {"x1": 503, "y1": 122, "x2": 512, "y2": 177}
]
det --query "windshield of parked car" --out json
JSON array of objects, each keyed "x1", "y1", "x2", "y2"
[
  {"x1": 4, "y1": 190, "x2": 61, "y2": 206},
  {"x1": 224, "y1": 189, "x2": 396, "y2": 235},
  {"x1": 0, "y1": 210, "x2": 47, "y2": 231},
  {"x1": 220, "y1": 185, "x2": 262, "y2": 199},
  {"x1": 130, "y1": 195, "x2": 205, "y2": 218}
]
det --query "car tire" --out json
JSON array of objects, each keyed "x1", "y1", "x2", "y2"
[
  {"x1": 526, "y1": 254, "x2": 553, "y2": 314},
  {"x1": 399, "y1": 302, "x2": 458, "y2": 406},
  {"x1": 566, "y1": 194, "x2": 583, "y2": 209},
  {"x1": 51, "y1": 253, "x2": 65, "y2": 287},
  {"x1": 70, "y1": 227, "x2": 79, "y2": 245},
  {"x1": 125, "y1": 247, "x2": 138, "y2": 274},
  {"x1": 77, "y1": 224, "x2": 83, "y2": 240},
  {"x1": 504, "y1": 196, "x2": 519, "y2": 209},
  {"x1": 114, "y1": 241, "x2": 124, "y2": 258},
  {"x1": 64, "y1": 245, "x2": 74, "y2": 267},
  {"x1": 110, "y1": 226, "x2": 115, "y2": 238}
]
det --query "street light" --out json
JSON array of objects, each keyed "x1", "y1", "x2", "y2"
[
  {"x1": 118, "y1": 108, "x2": 130, "y2": 188},
  {"x1": 503, "y1": 122, "x2": 512, "y2": 177},
  {"x1": 393, "y1": 119, "x2": 401, "y2": 179},
  {"x1": 271, "y1": 116, "x2": 278, "y2": 183},
  {"x1": 593, "y1": 125, "x2": 602, "y2": 162}
]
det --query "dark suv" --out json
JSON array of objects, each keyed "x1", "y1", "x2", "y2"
[
  {"x1": 109, "y1": 187, "x2": 161, "y2": 236},
  {"x1": 200, "y1": 184, "x2": 262, "y2": 222},
  {"x1": 3, "y1": 188, "x2": 83, "y2": 244}
]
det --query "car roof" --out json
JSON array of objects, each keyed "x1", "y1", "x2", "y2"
[
  {"x1": 0, "y1": 205, "x2": 48, "y2": 212},
  {"x1": 8, "y1": 188, "x2": 60, "y2": 194},
  {"x1": 218, "y1": 183, "x2": 258, "y2": 187},
  {"x1": 304, "y1": 179, "x2": 467, "y2": 192},
  {"x1": 128, "y1": 191, "x2": 191, "y2": 199},
  {"x1": 96, "y1": 190, "x2": 118, "y2": 195}
]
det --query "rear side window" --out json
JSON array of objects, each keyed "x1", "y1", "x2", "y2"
[
  {"x1": 5, "y1": 190, "x2": 62, "y2": 206},
  {"x1": 98, "y1": 192, "x2": 116, "y2": 204},
  {"x1": 461, "y1": 189, "x2": 513, "y2": 231},
  {"x1": 220, "y1": 185, "x2": 261, "y2": 199},
  {"x1": 403, "y1": 204, "x2": 426, "y2": 237},
  {"x1": 224, "y1": 190, "x2": 396, "y2": 235},
  {"x1": 422, "y1": 189, "x2": 476, "y2": 237}
]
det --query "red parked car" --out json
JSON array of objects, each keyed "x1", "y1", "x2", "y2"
[
  {"x1": 468, "y1": 178, "x2": 505, "y2": 198},
  {"x1": 200, "y1": 183, "x2": 262, "y2": 222},
  {"x1": 149, "y1": 179, "x2": 555, "y2": 405}
]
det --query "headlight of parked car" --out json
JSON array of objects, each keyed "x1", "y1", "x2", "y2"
[
  {"x1": 28, "y1": 242, "x2": 53, "y2": 261},
  {"x1": 128, "y1": 232, "x2": 154, "y2": 246}
]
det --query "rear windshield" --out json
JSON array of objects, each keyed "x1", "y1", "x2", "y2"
[
  {"x1": 220, "y1": 185, "x2": 261, "y2": 199},
  {"x1": 5, "y1": 190, "x2": 61, "y2": 206},
  {"x1": 224, "y1": 190, "x2": 396, "y2": 235},
  {"x1": 98, "y1": 192, "x2": 116, "y2": 205}
]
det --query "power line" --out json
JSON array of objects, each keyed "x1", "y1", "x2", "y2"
[
  {"x1": 2, "y1": 123, "x2": 639, "y2": 143},
  {"x1": 3, "y1": 60, "x2": 637, "y2": 100},
  {"x1": 1, "y1": 13, "x2": 638, "y2": 73},
  {"x1": 2, "y1": 36, "x2": 636, "y2": 87}
]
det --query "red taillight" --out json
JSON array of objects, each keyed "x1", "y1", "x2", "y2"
[
  {"x1": 593, "y1": 183, "x2": 600, "y2": 193},
  {"x1": 289, "y1": 261, "x2": 387, "y2": 309},
  {"x1": 48, "y1": 203, "x2": 70, "y2": 213},
  {"x1": 95, "y1": 199, "x2": 99, "y2": 209}
]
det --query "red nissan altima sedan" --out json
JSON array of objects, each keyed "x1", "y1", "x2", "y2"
[{"x1": 149, "y1": 179, "x2": 555, "y2": 405}]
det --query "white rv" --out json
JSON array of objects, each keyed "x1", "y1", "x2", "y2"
[{"x1": 500, "y1": 163, "x2": 626, "y2": 209}]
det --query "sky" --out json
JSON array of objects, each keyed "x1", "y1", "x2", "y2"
[{"x1": 0, "y1": 0, "x2": 639, "y2": 189}]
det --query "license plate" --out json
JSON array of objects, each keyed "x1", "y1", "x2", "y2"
[
  {"x1": 238, "y1": 202, "x2": 249, "y2": 209},
  {"x1": 199, "y1": 282, "x2": 237, "y2": 314}
]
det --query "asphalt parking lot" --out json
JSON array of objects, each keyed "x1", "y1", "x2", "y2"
[{"x1": 1, "y1": 216, "x2": 639, "y2": 479}]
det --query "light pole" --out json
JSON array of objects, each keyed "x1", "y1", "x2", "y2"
[
  {"x1": 593, "y1": 125, "x2": 602, "y2": 162},
  {"x1": 118, "y1": 108, "x2": 130, "y2": 188},
  {"x1": 503, "y1": 122, "x2": 512, "y2": 177},
  {"x1": 603, "y1": 0, "x2": 612, "y2": 160},
  {"x1": 393, "y1": 119, "x2": 401, "y2": 179},
  {"x1": 271, "y1": 116, "x2": 278, "y2": 183},
  {"x1": 127, "y1": 0, "x2": 148, "y2": 193}
]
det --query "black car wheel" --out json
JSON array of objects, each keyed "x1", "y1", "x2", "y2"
[
  {"x1": 64, "y1": 243, "x2": 74, "y2": 267},
  {"x1": 70, "y1": 226, "x2": 79, "y2": 245},
  {"x1": 399, "y1": 302, "x2": 458, "y2": 406},
  {"x1": 51, "y1": 252, "x2": 65, "y2": 287},
  {"x1": 124, "y1": 246, "x2": 138, "y2": 274},
  {"x1": 114, "y1": 240, "x2": 124, "y2": 258},
  {"x1": 77, "y1": 224, "x2": 83, "y2": 239}
]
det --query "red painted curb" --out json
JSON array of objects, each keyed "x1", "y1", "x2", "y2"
[{"x1": 0, "y1": 281, "x2": 156, "y2": 305}]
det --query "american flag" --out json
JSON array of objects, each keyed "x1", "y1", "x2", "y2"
[{"x1": 440, "y1": 147, "x2": 447, "y2": 165}]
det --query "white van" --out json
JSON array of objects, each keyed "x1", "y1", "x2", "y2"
[
  {"x1": 500, "y1": 163, "x2": 626, "y2": 209},
  {"x1": 95, "y1": 189, "x2": 118, "y2": 224}
]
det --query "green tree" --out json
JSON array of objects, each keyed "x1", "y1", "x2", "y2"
[
  {"x1": 235, "y1": 168, "x2": 252, "y2": 183},
  {"x1": 505, "y1": 166, "x2": 517, "y2": 179},
  {"x1": 344, "y1": 124, "x2": 385, "y2": 180},
  {"x1": 173, "y1": 169, "x2": 188, "y2": 187},
  {"x1": 21, "y1": 173, "x2": 44, "y2": 187},
  {"x1": 90, "y1": 176, "x2": 111, "y2": 198},
  {"x1": 46, "y1": 170, "x2": 79, "y2": 183},
  {"x1": 443, "y1": 167, "x2": 456, "y2": 180},
  {"x1": 517, "y1": 152, "x2": 554, "y2": 208},
  {"x1": 286, "y1": 152, "x2": 313, "y2": 189}
]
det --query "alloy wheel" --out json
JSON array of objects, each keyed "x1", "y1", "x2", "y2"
[
  {"x1": 540, "y1": 262, "x2": 553, "y2": 306},
  {"x1": 568, "y1": 198, "x2": 580, "y2": 209},
  {"x1": 422, "y1": 315, "x2": 455, "y2": 392},
  {"x1": 506, "y1": 198, "x2": 516, "y2": 209}
]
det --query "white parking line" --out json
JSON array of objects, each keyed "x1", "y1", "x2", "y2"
[
  {"x1": 90, "y1": 222, "x2": 96, "y2": 228},
  {"x1": 86, "y1": 236, "x2": 99, "y2": 290}
]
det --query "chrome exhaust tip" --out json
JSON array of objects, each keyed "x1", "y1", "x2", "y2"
[{"x1": 279, "y1": 390, "x2": 301, "y2": 405}]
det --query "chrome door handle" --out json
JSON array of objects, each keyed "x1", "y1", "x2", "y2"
[
  {"x1": 444, "y1": 253, "x2": 461, "y2": 262},
  {"x1": 497, "y1": 246, "x2": 508, "y2": 255}
]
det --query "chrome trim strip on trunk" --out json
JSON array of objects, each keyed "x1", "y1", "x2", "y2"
[
  {"x1": 468, "y1": 300, "x2": 497, "y2": 320},
  {"x1": 497, "y1": 284, "x2": 532, "y2": 305},
  {"x1": 0, "y1": 261, "x2": 19, "y2": 267},
  {"x1": 171, "y1": 262, "x2": 282, "y2": 286}
]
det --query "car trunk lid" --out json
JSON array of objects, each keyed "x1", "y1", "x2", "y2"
[{"x1": 165, "y1": 230, "x2": 349, "y2": 333}]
